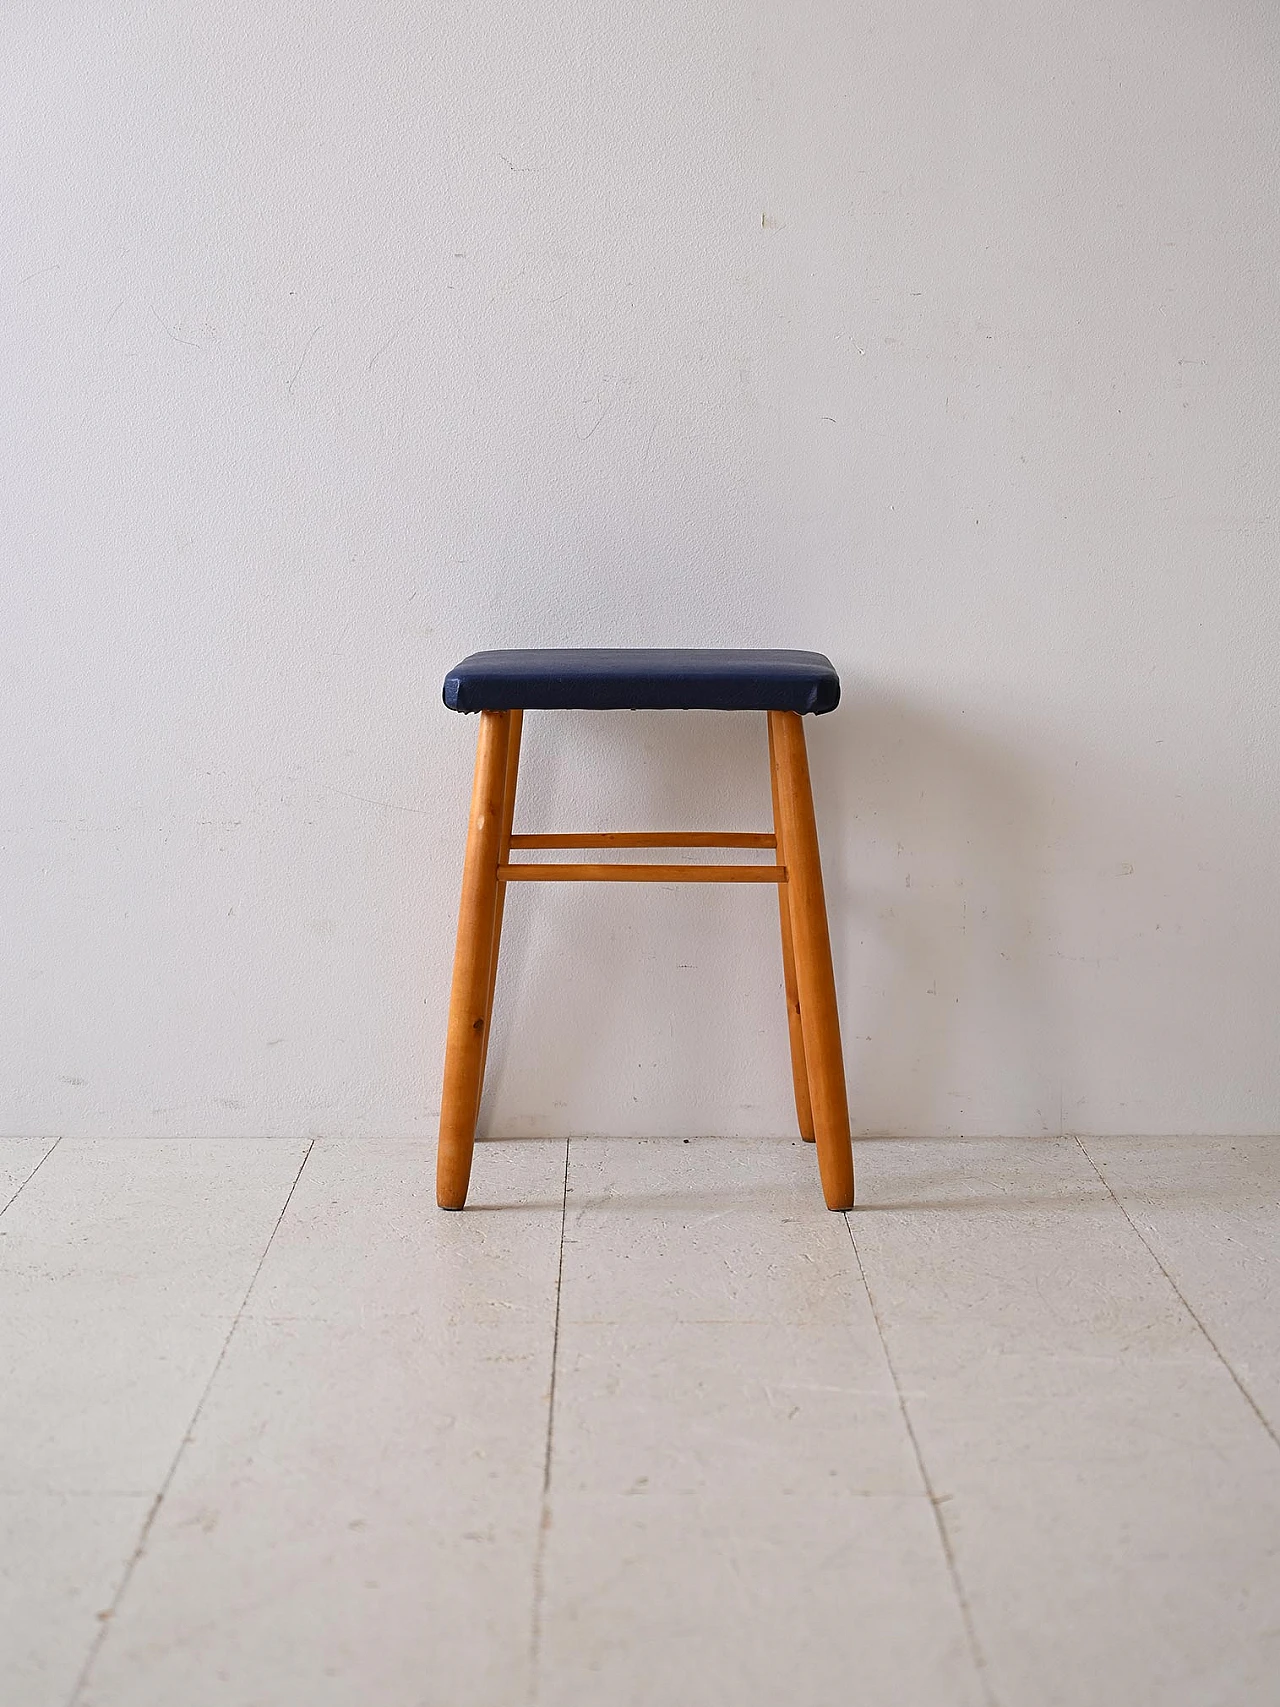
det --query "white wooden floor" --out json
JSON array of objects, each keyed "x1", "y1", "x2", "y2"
[{"x1": 2, "y1": 1135, "x2": 1279, "y2": 1707}]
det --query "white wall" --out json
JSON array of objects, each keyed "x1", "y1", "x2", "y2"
[{"x1": 3, "y1": 1, "x2": 1278, "y2": 1141}]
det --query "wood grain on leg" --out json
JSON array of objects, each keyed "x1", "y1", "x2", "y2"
[
  {"x1": 437, "y1": 710, "x2": 512, "y2": 1209},
  {"x1": 475, "y1": 709, "x2": 523, "y2": 1125},
  {"x1": 769, "y1": 711, "x2": 854, "y2": 1209},
  {"x1": 767, "y1": 714, "x2": 815, "y2": 1142}
]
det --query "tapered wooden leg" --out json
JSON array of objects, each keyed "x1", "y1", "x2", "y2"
[
  {"x1": 769, "y1": 711, "x2": 854, "y2": 1209},
  {"x1": 437, "y1": 710, "x2": 512, "y2": 1209},
  {"x1": 475, "y1": 709, "x2": 523, "y2": 1124},
  {"x1": 767, "y1": 715, "x2": 815, "y2": 1142}
]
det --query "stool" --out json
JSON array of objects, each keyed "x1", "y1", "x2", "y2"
[{"x1": 437, "y1": 648, "x2": 855, "y2": 1211}]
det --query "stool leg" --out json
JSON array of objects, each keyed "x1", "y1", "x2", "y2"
[
  {"x1": 438, "y1": 710, "x2": 512, "y2": 1209},
  {"x1": 767, "y1": 715, "x2": 815, "y2": 1142},
  {"x1": 475, "y1": 709, "x2": 523, "y2": 1125},
  {"x1": 769, "y1": 711, "x2": 854, "y2": 1210}
]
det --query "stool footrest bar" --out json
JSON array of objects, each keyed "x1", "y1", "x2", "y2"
[
  {"x1": 499, "y1": 863, "x2": 786, "y2": 884},
  {"x1": 508, "y1": 832, "x2": 775, "y2": 849}
]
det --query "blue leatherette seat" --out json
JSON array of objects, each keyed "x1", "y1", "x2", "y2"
[{"x1": 442, "y1": 648, "x2": 840, "y2": 715}]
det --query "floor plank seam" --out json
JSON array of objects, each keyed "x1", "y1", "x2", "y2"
[
  {"x1": 527, "y1": 1135, "x2": 571, "y2": 1706},
  {"x1": 1073, "y1": 1134, "x2": 1280, "y2": 1456},
  {"x1": 63, "y1": 1137, "x2": 317, "y2": 1707},
  {"x1": 844, "y1": 1212, "x2": 999, "y2": 1707},
  {"x1": 0, "y1": 1135, "x2": 62, "y2": 1219}
]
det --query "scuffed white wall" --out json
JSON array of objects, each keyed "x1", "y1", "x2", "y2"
[{"x1": 3, "y1": 2, "x2": 1278, "y2": 1140}]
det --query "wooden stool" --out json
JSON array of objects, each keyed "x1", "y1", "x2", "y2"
[{"x1": 436, "y1": 648, "x2": 854, "y2": 1211}]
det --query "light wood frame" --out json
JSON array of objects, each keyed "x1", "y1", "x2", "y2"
[{"x1": 436, "y1": 709, "x2": 854, "y2": 1211}]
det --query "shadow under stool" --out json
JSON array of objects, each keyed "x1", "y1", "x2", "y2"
[{"x1": 436, "y1": 647, "x2": 854, "y2": 1211}]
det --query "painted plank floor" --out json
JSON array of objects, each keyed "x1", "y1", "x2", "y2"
[{"x1": 0, "y1": 1134, "x2": 1277, "y2": 1707}]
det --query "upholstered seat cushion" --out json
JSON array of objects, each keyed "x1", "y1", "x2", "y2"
[{"x1": 442, "y1": 648, "x2": 840, "y2": 715}]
